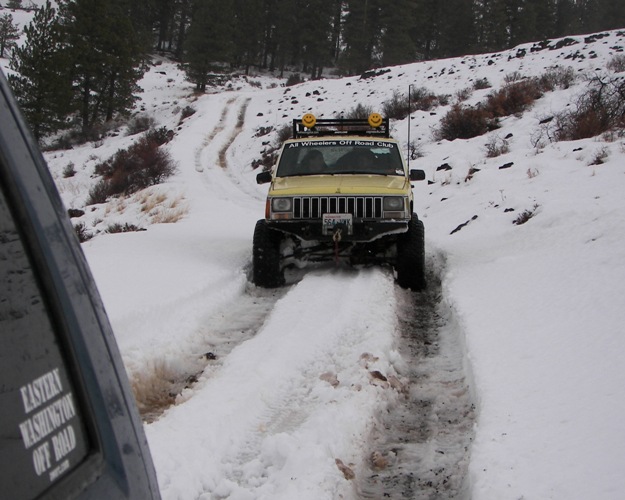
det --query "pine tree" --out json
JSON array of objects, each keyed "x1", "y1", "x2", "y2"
[
  {"x1": 155, "y1": 0, "x2": 176, "y2": 51},
  {"x1": 173, "y1": 0, "x2": 193, "y2": 59},
  {"x1": 475, "y1": 0, "x2": 509, "y2": 51},
  {"x1": 412, "y1": 0, "x2": 443, "y2": 59},
  {"x1": 0, "y1": 13, "x2": 21, "y2": 57},
  {"x1": 184, "y1": 0, "x2": 234, "y2": 91},
  {"x1": 341, "y1": 0, "x2": 383, "y2": 74},
  {"x1": 7, "y1": 0, "x2": 23, "y2": 10},
  {"x1": 232, "y1": 0, "x2": 265, "y2": 73},
  {"x1": 554, "y1": 0, "x2": 578, "y2": 36},
  {"x1": 58, "y1": 0, "x2": 146, "y2": 132},
  {"x1": 438, "y1": 0, "x2": 476, "y2": 57},
  {"x1": 513, "y1": 0, "x2": 556, "y2": 45},
  {"x1": 379, "y1": 0, "x2": 417, "y2": 66},
  {"x1": 329, "y1": 0, "x2": 343, "y2": 63},
  {"x1": 265, "y1": 0, "x2": 299, "y2": 74},
  {"x1": 8, "y1": 1, "x2": 70, "y2": 139},
  {"x1": 299, "y1": 0, "x2": 333, "y2": 78},
  {"x1": 597, "y1": 0, "x2": 625, "y2": 31},
  {"x1": 577, "y1": 0, "x2": 603, "y2": 33}
]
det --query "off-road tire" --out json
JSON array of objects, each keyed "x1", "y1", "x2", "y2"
[
  {"x1": 253, "y1": 219, "x2": 284, "y2": 288},
  {"x1": 396, "y1": 214, "x2": 426, "y2": 291}
]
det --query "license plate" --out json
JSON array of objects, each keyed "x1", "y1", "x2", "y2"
[{"x1": 322, "y1": 213, "x2": 353, "y2": 235}]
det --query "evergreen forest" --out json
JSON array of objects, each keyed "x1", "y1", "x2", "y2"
[{"x1": 3, "y1": 0, "x2": 625, "y2": 139}]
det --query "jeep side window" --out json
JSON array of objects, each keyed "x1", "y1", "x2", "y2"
[{"x1": 0, "y1": 177, "x2": 92, "y2": 499}]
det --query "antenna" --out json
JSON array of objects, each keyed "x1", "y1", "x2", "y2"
[{"x1": 407, "y1": 84, "x2": 412, "y2": 168}]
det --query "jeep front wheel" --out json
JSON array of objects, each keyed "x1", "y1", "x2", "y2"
[
  {"x1": 253, "y1": 220, "x2": 284, "y2": 288},
  {"x1": 395, "y1": 214, "x2": 426, "y2": 291}
]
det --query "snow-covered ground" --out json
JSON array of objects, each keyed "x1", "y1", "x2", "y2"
[{"x1": 3, "y1": 7, "x2": 625, "y2": 498}]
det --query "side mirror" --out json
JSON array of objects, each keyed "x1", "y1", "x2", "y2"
[
  {"x1": 409, "y1": 169, "x2": 426, "y2": 181},
  {"x1": 256, "y1": 171, "x2": 272, "y2": 184}
]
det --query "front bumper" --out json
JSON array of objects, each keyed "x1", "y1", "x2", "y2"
[{"x1": 266, "y1": 219, "x2": 409, "y2": 243}]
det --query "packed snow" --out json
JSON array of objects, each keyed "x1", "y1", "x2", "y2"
[{"x1": 3, "y1": 6, "x2": 625, "y2": 497}]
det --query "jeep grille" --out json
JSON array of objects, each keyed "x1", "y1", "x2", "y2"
[{"x1": 293, "y1": 196, "x2": 383, "y2": 220}]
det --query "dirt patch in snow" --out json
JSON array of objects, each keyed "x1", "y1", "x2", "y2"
[{"x1": 355, "y1": 267, "x2": 476, "y2": 499}]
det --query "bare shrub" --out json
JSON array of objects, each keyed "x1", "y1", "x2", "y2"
[
  {"x1": 504, "y1": 71, "x2": 523, "y2": 83},
  {"x1": 382, "y1": 90, "x2": 412, "y2": 120},
  {"x1": 607, "y1": 54, "x2": 625, "y2": 73},
  {"x1": 105, "y1": 222, "x2": 144, "y2": 233},
  {"x1": 73, "y1": 222, "x2": 93, "y2": 242},
  {"x1": 254, "y1": 123, "x2": 292, "y2": 171},
  {"x1": 555, "y1": 74, "x2": 625, "y2": 140},
  {"x1": 456, "y1": 87, "x2": 473, "y2": 102},
  {"x1": 86, "y1": 179, "x2": 110, "y2": 205},
  {"x1": 538, "y1": 66, "x2": 576, "y2": 90},
  {"x1": 473, "y1": 78, "x2": 491, "y2": 90},
  {"x1": 49, "y1": 125, "x2": 105, "y2": 150},
  {"x1": 62, "y1": 162, "x2": 76, "y2": 178},
  {"x1": 437, "y1": 94, "x2": 451, "y2": 106},
  {"x1": 127, "y1": 115, "x2": 155, "y2": 135},
  {"x1": 88, "y1": 135, "x2": 176, "y2": 204},
  {"x1": 513, "y1": 204, "x2": 539, "y2": 225},
  {"x1": 439, "y1": 77, "x2": 547, "y2": 141},
  {"x1": 254, "y1": 126, "x2": 273, "y2": 137},
  {"x1": 484, "y1": 79, "x2": 544, "y2": 117},
  {"x1": 145, "y1": 126, "x2": 174, "y2": 145},
  {"x1": 275, "y1": 123, "x2": 292, "y2": 144},
  {"x1": 589, "y1": 146, "x2": 609, "y2": 165},
  {"x1": 485, "y1": 135, "x2": 510, "y2": 157},
  {"x1": 382, "y1": 87, "x2": 438, "y2": 120},
  {"x1": 345, "y1": 103, "x2": 373, "y2": 119},
  {"x1": 407, "y1": 140, "x2": 425, "y2": 160},
  {"x1": 410, "y1": 86, "x2": 438, "y2": 111},
  {"x1": 180, "y1": 105, "x2": 196, "y2": 121},
  {"x1": 526, "y1": 168, "x2": 539, "y2": 179},
  {"x1": 435, "y1": 104, "x2": 499, "y2": 141}
]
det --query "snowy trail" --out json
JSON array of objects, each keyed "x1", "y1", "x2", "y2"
[
  {"x1": 87, "y1": 93, "x2": 265, "y2": 403},
  {"x1": 78, "y1": 73, "x2": 479, "y2": 499},
  {"x1": 111, "y1": 87, "x2": 476, "y2": 497},
  {"x1": 356, "y1": 264, "x2": 475, "y2": 499},
  {"x1": 132, "y1": 283, "x2": 288, "y2": 422},
  {"x1": 146, "y1": 269, "x2": 404, "y2": 499}
]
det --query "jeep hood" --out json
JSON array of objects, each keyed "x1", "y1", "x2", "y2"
[{"x1": 269, "y1": 175, "x2": 410, "y2": 196}]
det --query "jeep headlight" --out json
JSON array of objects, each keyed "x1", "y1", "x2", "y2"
[
  {"x1": 271, "y1": 197, "x2": 293, "y2": 220},
  {"x1": 383, "y1": 197, "x2": 404, "y2": 211},
  {"x1": 272, "y1": 197, "x2": 293, "y2": 212},
  {"x1": 383, "y1": 196, "x2": 407, "y2": 219}
]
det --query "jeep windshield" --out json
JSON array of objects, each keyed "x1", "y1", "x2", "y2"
[{"x1": 276, "y1": 141, "x2": 405, "y2": 177}]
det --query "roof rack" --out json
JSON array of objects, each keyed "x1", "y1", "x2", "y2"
[{"x1": 292, "y1": 115, "x2": 390, "y2": 139}]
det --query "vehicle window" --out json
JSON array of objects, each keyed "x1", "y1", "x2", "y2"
[
  {"x1": 277, "y1": 141, "x2": 404, "y2": 177},
  {"x1": 0, "y1": 177, "x2": 91, "y2": 499}
]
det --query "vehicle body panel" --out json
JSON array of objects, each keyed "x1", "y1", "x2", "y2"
[{"x1": 0, "y1": 70, "x2": 160, "y2": 499}]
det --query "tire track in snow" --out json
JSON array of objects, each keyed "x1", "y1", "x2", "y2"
[
  {"x1": 132, "y1": 282, "x2": 288, "y2": 423},
  {"x1": 194, "y1": 96, "x2": 236, "y2": 173},
  {"x1": 192, "y1": 95, "x2": 263, "y2": 208},
  {"x1": 355, "y1": 263, "x2": 476, "y2": 499},
  {"x1": 130, "y1": 96, "x2": 272, "y2": 422},
  {"x1": 217, "y1": 97, "x2": 250, "y2": 169},
  {"x1": 170, "y1": 270, "x2": 404, "y2": 499}
]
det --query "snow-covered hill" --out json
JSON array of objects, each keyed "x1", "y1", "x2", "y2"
[{"x1": 3, "y1": 8, "x2": 625, "y2": 497}]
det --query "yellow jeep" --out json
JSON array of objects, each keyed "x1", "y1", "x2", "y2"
[{"x1": 254, "y1": 113, "x2": 426, "y2": 289}]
